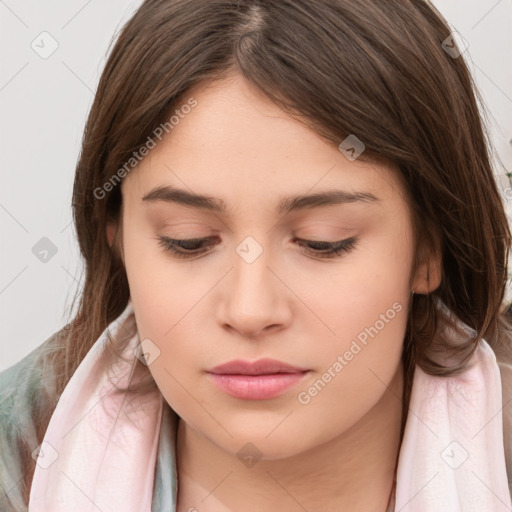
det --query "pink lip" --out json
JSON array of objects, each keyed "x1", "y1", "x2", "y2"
[
  {"x1": 208, "y1": 358, "x2": 309, "y2": 375},
  {"x1": 206, "y1": 358, "x2": 310, "y2": 400}
]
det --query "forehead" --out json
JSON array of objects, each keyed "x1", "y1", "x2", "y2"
[{"x1": 121, "y1": 74, "x2": 407, "y2": 213}]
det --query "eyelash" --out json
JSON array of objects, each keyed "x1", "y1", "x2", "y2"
[{"x1": 156, "y1": 235, "x2": 357, "y2": 260}]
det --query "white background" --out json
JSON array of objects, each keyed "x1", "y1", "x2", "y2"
[{"x1": 1, "y1": 0, "x2": 511, "y2": 371}]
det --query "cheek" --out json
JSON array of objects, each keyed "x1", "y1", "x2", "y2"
[
  {"x1": 294, "y1": 270, "x2": 408, "y2": 439},
  {"x1": 290, "y1": 222, "x2": 411, "y2": 408},
  {"x1": 294, "y1": 323, "x2": 404, "y2": 446},
  {"x1": 121, "y1": 223, "x2": 214, "y2": 417},
  {"x1": 292, "y1": 220, "x2": 413, "y2": 348},
  {"x1": 122, "y1": 219, "x2": 203, "y2": 336}
]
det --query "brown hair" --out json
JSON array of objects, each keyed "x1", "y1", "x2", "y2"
[{"x1": 14, "y1": 0, "x2": 512, "y2": 504}]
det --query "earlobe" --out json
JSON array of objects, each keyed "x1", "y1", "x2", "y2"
[
  {"x1": 411, "y1": 227, "x2": 442, "y2": 295},
  {"x1": 106, "y1": 220, "x2": 125, "y2": 263},
  {"x1": 106, "y1": 222, "x2": 116, "y2": 248},
  {"x1": 412, "y1": 258, "x2": 442, "y2": 294}
]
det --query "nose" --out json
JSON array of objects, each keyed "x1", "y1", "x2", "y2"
[{"x1": 216, "y1": 242, "x2": 292, "y2": 339}]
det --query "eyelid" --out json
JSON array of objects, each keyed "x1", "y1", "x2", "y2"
[{"x1": 156, "y1": 235, "x2": 357, "y2": 260}]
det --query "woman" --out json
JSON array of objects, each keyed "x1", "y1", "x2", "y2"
[{"x1": 1, "y1": 0, "x2": 512, "y2": 510}]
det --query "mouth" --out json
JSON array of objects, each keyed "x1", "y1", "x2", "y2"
[{"x1": 206, "y1": 358, "x2": 311, "y2": 400}]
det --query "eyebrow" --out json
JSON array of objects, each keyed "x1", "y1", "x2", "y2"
[{"x1": 142, "y1": 185, "x2": 380, "y2": 215}]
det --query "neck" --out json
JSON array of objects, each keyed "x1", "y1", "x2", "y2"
[{"x1": 176, "y1": 362, "x2": 404, "y2": 512}]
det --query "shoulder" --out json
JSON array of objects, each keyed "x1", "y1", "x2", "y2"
[{"x1": 0, "y1": 327, "x2": 68, "y2": 511}]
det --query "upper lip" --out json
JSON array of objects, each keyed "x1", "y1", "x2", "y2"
[{"x1": 207, "y1": 358, "x2": 309, "y2": 375}]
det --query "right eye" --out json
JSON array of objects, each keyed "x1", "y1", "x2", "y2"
[{"x1": 156, "y1": 236, "x2": 215, "y2": 258}]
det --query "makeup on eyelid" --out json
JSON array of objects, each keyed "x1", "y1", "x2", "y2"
[
  {"x1": 148, "y1": 212, "x2": 364, "y2": 257},
  {"x1": 155, "y1": 234, "x2": 358, "y2": 260},
  {"x1": 144, "y1": 201, "x2": 374, "y2": 261},
  {"x1": 146, "y1": 210, "x2": 368, "y2": 233}
]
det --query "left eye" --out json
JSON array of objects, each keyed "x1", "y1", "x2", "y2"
[
  {"x1": 294, "y1": 237, "x2": 357, "y2": 258},
  {"x1": 156, "y1": 235, "x2": 357, "y2": 259}
]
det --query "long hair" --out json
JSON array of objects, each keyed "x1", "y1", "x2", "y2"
[{"x1": 15, "y1": 0, "x2": 512, "y2": 503}]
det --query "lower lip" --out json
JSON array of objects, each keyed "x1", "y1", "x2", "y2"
[{"x1": 207, "y1": 372, "x2": 309, "y2": 400}]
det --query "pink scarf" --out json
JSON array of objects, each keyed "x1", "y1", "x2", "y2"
[
  {"x1": 28, "y1": 302, "x2": 164, "y2": 511},
  {"x1": 28, "y1": 300, "x2": 511, "y2": 511},
  {"x1": 395, "y1": 318, "x2": 512, "y2": 510}
]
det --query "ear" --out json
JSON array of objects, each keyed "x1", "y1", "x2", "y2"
[
  {"x1": 411, "y1": 229, "x2": 442, "y2": 295},
  {"x1": 106, "y1": 221, "x2": 117, "y2": 248},
  {"x1": 106, "y1": 220, "x2": 125, "y2": 264}
]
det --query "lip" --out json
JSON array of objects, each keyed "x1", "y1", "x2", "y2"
[
  {"x1": 206, "y1": 358, "x2": 310, "y2": 400},
  {"x1": 208, "y1": 358, "x2": 309, "y2": 375}
]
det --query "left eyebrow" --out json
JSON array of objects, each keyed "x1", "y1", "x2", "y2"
[{"x1": 142, "y1": 185, "x2": 380, "y2": 215}]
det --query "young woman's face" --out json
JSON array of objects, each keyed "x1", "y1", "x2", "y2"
[{"x1": 118, "y1": 73, "x2": 427, "y2": 459}]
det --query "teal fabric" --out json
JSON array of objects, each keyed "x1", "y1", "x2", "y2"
[
  {"x1": 0, "y1": 332, "x2": 60, "y2": 511},
  {"x1": 152, "y1": 402, "x2": 179, "y2": 511}
]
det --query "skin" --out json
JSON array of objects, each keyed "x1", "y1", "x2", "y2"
[{"x1": 110, "y1": 72, "x2": 441, "y2": 511}]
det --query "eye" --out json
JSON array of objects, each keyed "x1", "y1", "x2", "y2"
[
  {"x1": 157, "y1": 236, "x2": 215, "y2": 259},
  {"x1": 294, "y1": 237, "x2": 357, "y2": 259},
  {"x1": 157, "y1": 236, "x2": 357, "y2": 258},
  {"x1": 156, "y1": 235, "x2": 357, "y2": 259},
  {"x1": 158, "y1": 236, "x2": 356, "y2": 258}
]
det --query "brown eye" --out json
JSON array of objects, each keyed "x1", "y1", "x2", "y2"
[
  {"x1": 294, "y1": 237, "x2": 357, "y2": 258},
  {"x1": 157, "y1": 236, "x2": 215, "y2": 258}
]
